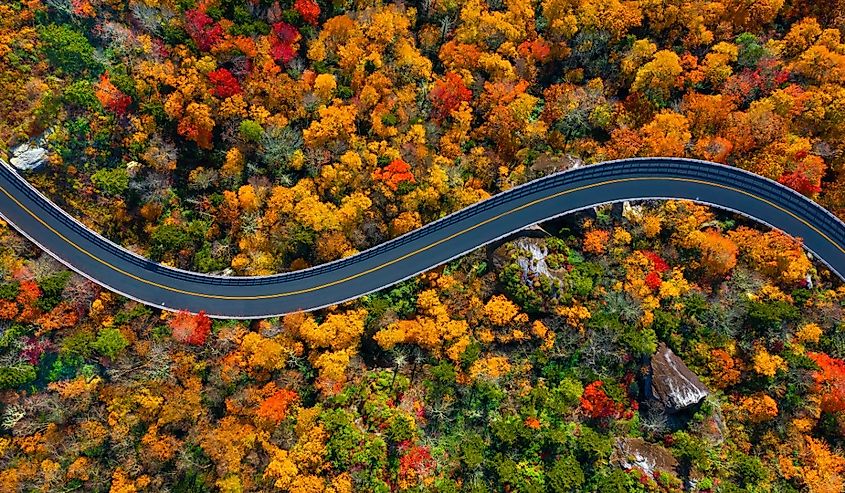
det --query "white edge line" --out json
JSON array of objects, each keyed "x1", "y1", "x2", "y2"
[
  {"x1": 7, "y1": 156, "x2": 843, "y2": 283},
  {"x1": 2, "y1": 154, "x2": 841, "y2": 318}
]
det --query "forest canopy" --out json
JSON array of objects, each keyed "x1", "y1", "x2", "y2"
[{"x1": 0, "y1": 0, "x2": 845, "y2": 492}]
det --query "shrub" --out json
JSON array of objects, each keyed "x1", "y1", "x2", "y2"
[
  {"x1": 92, "y1": 328, "x2": 129, "y2": 358},
  {"x1": 553, "y1": 377, "x2": 584, "y2": 411},
  {"x1": 239, "y1": 119, "x2": 263, "y2": 142},
  {"x1": 151, "y1": 224, "x2": 193, "y2": 260},
  {"x1": 63, "y1": 81, "x2": 102, "y2": 110},
  {"x1": 0, "y1": 282, "x2": 20, "y2": 301},
  {"x1": 35, "y1": 271, "x2": 71, "y2": 312},
  {"x1": 61, "y1": 329, "x2": 95, "y2": 358},
  {"x1": 91, "y1": 168, "x2": 130, "y2": 197},
  {"x1": 0, "y1": 364, "x2": 37, "y2": 389},
  {"x1": 461, "y1": 433, "x2": 486, "y2": 469}
]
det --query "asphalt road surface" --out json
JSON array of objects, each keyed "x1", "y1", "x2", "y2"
[{"x1": 1, "y1": 157, "x2": 843, "y2": 318}]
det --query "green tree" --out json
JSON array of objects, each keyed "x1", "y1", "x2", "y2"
[
  {"x1": 91, "y1": 168, "x2": 130, "y2": 197},
  {"x1": 151, "y1": 224, "x2": 193, "y2": 260},
  {"x1": 461, "y1": 433, "x2": 486, "y2": 469},
  {"x1": 92, "y1": 328, "x2": 129, "y2": 358},
  {"x1": 63, "y1": 81, "x2": 102, "y2": 111},
  {"x1": 35, "y1": 271, "x2": 71, "y2": 312},
  {"x1": 0, "y1": 364, "x2": 37, "y2": 389},
  {"x1": 61, "y1": 329, "x2": 96, "y2": 359},
  {"x1": 239, "y1": 120, "x2": 263, "y2": 142},
  {"x1": 38, "y1": 24, "x2": 101, "y2": 75},
  {"x1": 736, "y1": 33, "x2": 765, "y2": 68},
  {"x1": 547, "y1": 455, "x2": 585, "y2": 492},
  {"x1": 0, "y1": 281, "x2": 20, "y2": 301}
]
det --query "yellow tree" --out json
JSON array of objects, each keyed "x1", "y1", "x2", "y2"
[
  {"x1": 696, "y1": 229, "x2": 739, "y2": 276},
  {"x1": 632, "y1": 50, "x2": 683, "y2": 104},
  {"x1": 640, "y1": 111, "x2": 691, "y2": 156},
  {"x1": 728, "y1": 227, "x2": 813, "y2": 284},
  {"x1": 374, "y1": 289, "x2": 469, "y2": 361}
]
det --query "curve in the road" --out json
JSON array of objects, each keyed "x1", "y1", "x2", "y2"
[{"x1": 0, "y1": 157, "x2": 843, "y2": 318}]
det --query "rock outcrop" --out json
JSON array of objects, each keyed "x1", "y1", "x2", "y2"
[
  {"x1": 612, "y1": 438, "x2": 679, "y2": 477},
  {"x1": 9, "y1": 143, "x2": 48, "y2": 172},
  {"x1": 647, "y1": 342, "x2": 709, "y2": 413},
  {"x1": 489, "y1": 232, "x2": 551, "y2": 271},
  {"x1": 529, "y1": 153, "x2": 582, "y2": 174}
]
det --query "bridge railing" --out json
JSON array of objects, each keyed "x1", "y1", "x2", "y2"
[{"x1": 3, "y1": 159, "x2": 843, "y2": 288}]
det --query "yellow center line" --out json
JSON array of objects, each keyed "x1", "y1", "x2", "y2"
[{"x1": 0, "y1": 175, "x2": 842, "y2": 301}]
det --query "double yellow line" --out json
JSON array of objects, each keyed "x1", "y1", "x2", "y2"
[{"x1": 0, "y1": 175, "x2": 842, "y2": 301}]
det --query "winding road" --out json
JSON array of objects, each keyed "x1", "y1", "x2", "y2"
[{"x1": 1, "y1": 157, "x2": 843, "y2": 318}]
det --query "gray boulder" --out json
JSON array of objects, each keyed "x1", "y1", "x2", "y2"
[
  {"x1": 647, "y1": 342, "x2": 709, "y2": 413},
  {"x1": 9, "y1": 143, "x2": 48, "y2": 172},
  {"x1": 612, "y1": 437, "x2": 679, "y2": 477}
]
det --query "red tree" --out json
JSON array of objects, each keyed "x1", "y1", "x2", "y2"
[
  {"x1": 22, "y1": 337, "x2": 51, "y2": 365},
  {"x1": 641, "y1": 251, "x2": 668, "y2": 291},
  {"x1": 779, "y1": 153, "x2": 825, "y2": 195},
  {"x1": 170, "y1": 310, "x2": 212, "y2": 345},
  {"x1": 645, "y1": 271, "x2": 663, "y2": 291},
  {"x1": 294, "y1": 0, "x2": 320, "y2": 25},
  {"x1": 398, "y1": 442, "x2": 435, "y2": 480},
  {"x1": 271, "y1": 22, "x2": 300, "y2": 64},
  {"x1": 429, "y1": 72, "x2": 473, "y2": 121},
  {"x1": 185, "y1": 8, "x2": 223, "y2": 51},
  {"x1": 641, "y1": 251, "x2": 669, "y2": 273},
  {"x1": 209, "y1": 68, "x2": 242, "y2": 98},
  {"x1": 581, "y1": 381, "x2": 623, "y2": 420}
]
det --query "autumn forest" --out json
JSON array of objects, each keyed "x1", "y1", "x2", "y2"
[{"x1": 1, "y1": 0, "x2": 845, "y2": 491}]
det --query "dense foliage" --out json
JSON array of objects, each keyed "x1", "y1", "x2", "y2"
[{"x1": 1, "y1": 0, "x2": 845, "y2": 492}]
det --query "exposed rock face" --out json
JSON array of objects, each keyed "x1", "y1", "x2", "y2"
[
  {"x1": 9, "y1": 143, "x2": 48, "y2": 172},
  {"x1": 648, "y1": 343, "x2": 709, "y2": 413},
  {"x1": 489, "y1": 233, "x2": 551, "y2": 271},
  {"x1": 612, "y1": 437, "x2": 679, "y2": 477},
  {"x1": 515, "y1": 237, "x2": 555, "y2": 279},
  {"x1": 529, "y1": 153, "x2": 582, "y2": 174}
]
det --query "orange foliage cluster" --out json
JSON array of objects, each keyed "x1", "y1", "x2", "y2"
[
  {"x1": 779, "y1": 435, "x2": 845, "y2": 493},
  {"x1": 741, "y1": 393, "x2": 779, "y2": 423},
  {"x1": 373, "y1": 159, "x2": 416, "y2": 191},
  {"x1": 729, "y1": 227, "x2": 812, "y2": 285},
  {"x1": 0, "y1": 279, "x2": 46, "y2": 324},
  {"x1": 256, "y1": 388, "x2": 299, "y2": 423},
  {"x1": 697, "y1": 229, "x2": 739, "y2": 276},
  {"x1": 94, "y1": 72, "x2": 132, "y2": 116},
  {"x1": 169, "y1": 310, "x2": 212, "y2": 345},
  {"x1": 808, "y1": 352, "x2": 845, "y2": 414},
  {"x1": 708, "y1": 349, "x2": 741, "y2": 388},
  {"x1": 583, "y1": 229, "x2": 610, "y2": 255}
]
